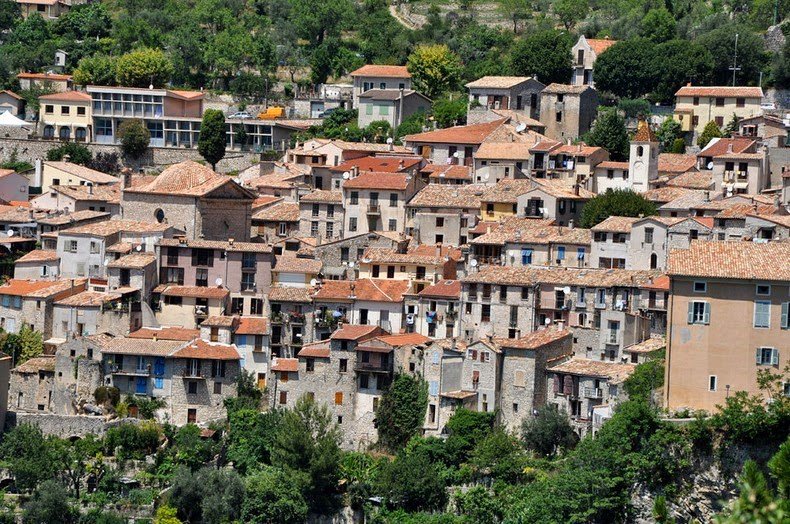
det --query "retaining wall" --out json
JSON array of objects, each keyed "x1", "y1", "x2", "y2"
[{"x1": 6, "y1": 411, "x2": 140, "y2": 437}]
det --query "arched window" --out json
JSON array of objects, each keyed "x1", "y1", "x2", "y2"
[
  {"x1": 154, "y1": 209, "x2": 165, "y2": 223},
  {"x1": 43, "y1": 125, "x2": 55, "y2": 139},
  {"x1": 650, "y1": 253, "x2": 658, "y2": 269},
  {"x1": 75, "y1": 128, "x2": 87, "y2": 141},
  {"x1": 59, "y1": 127, "x2": 71, "y2": 140},
  {"x1": 637, "y1": 145, "x2": 644, "y2": 157}
]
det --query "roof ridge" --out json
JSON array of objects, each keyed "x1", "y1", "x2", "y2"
[{"x1": 367, "y1": 278, "x2": 393, "y2": 301}]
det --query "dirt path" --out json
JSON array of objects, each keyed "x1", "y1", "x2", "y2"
[{"x1": 388, "y1": 3, "x2": 421, "y2": 30}]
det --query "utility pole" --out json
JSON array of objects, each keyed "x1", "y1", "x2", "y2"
[{"x1": 729, "y1": 33, "x2": 741, "y2": 87}]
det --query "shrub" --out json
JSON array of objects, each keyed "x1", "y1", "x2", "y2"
[
  {"x1": 376, "y1": 373, "x2": 429, "y2": 452},
  {"x1": 94, "y1": 386, "x2": 120, "y2": 407},
  {"x1": 580, "y1": 189, "x2": 657, "y2": 228},
  {"x1": 521, "y1": 405, "x2": 578, "y2": 458},
  {"x1": 104, "y1": 421, "x2": 161, "y2": 460},
  {"x1": 117, "y1": 119, "x2": 150, "y2": 158},
  {"x1": 46, "y1": 142, "x2": 92, "y2": 165}
]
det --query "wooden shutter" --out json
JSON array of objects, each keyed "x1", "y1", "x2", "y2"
[
  {"x1": 756, "y1": 347, "x2": 763, "y2": 365},
  {"x1": 553, "y1": 374, "x2": 560, "y2": 394},
  {"x1": 335, "y1": 392, "x2": 343, "y2": 405},
  {"x1": 781, "y1": 303, "x2": 789, "y2": 329},
  {"x1": 279, "y1": 391, "x2": 287, "y2": 404},
  {"x1": 687, "y1": 302, "x2": 695, "y2": 324},
  {"x1": 702, "y1": 303, "x2": 711, "y2": 324},
  {"x1": 563, "y1": 375, "x2": 573, "y2": 395},
  {"x1": 772, "y1": 348, "x2": 780, "y2": 366}
]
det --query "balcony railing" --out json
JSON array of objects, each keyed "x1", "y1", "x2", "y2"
[
  {"x1": 367, "y1": 204, "x2": 380, "y2": 215},
  {"x1": 607, "y1": 333, "x2": 619, "y2": 345},
  {"x1": 354, "y1": 361, "x2": 392, "y2": 373},
  {"x1": 109, "y1": 365, "x2": 150, "y2": 376},
  {"x1": 583, "y1": 387, "x2": 603, "y2": 399}
]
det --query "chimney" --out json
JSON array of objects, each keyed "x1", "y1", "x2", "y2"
[
  {"x1": 703, "y1": 190, "x2": 710, "y2": 202},
  {"x1": 486, "y1": 225, "x2": 491, "y2": 235},
  {"x1": 398, "y1": 159, "x2": 404, "y2": 169},
  {"x1": 577, "y1": 143, "x2": 582, "y2": 152},
  {"x1": 34, "y1": 158, "x2": 43, "y2": 187},
  {"x1": 152, "y1": 334, "x2": 157, "y2": 342},
  {"x1": 727, "y1": 143, "x2": 733, "y2": 154},
  {"x1": 568, "y1": 219, "x2": 574, "y2": 230},
  {"x1": 573, "y1": 183, "x2": 580, "y2": 196},
  {"x1": 88, "y1": 184, "x2": 93, "y2": 195},
  {"x1": 63, "y1": 154, "x2": 71, "y2": 163},
  {"x1": 121, "y1": 167, "x2": 132, "y2": 189},
  {"x1": 228, "y1": 238, "x2": 234, "y2": 246}
]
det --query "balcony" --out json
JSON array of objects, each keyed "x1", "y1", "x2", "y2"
[
  {"x1": 647, "y1": 299, "x2": 667, "y2": 311},
  {"x1": 110, "y1": 366, "x2": 150, "y2": 376},
  {"x1": 583, "y1": 387, "x2": 603, "y2": 399},
  {"x1": 607, "y1": 333, "x2": 619, "y2": 345},
  {"x1": 367, "y1": 204, "x2": 381, "y2": 215},
  {"x1": 354, "y1": 361, "x2": 392, "y2": 373}
]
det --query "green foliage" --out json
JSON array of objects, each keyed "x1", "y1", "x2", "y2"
[
  {"x1": 623, "y1": 349, "x2": 665, "y2": 402},
  {"x1": 0, "y1": 148, "x2": 33, "y2": 173},
  {"x1": 88, "y1": 152, "x2": 121, "y2": 175},
  {"x1": 580, "y1": 189, "x2": 658, "y2": 228},
  {"x1": 115, "y1": 48, "x2": 173, "y2": 88},
  {"x1": 650, "y1": 40, "x2": 714, "y2": 104},
  {"x1": 170, "y1": 466, "x2": 244, "y2": 523},
  {"x1": 469, "y1": 428, "x2": 530, "y2": 482},
  {"x1": 697, "y1": 120, "x2": 723, "y2": 148},
  {"x1": 585, "y1": 108, "x2": 629, "y2": 161},
  {"x1": 656, "y1": 118, "x2": 684, "y2": 150},
  {"x1": 365, "y1": 120, "x2": 393, "y2": 143},
  {"x1": 454, "y1": 486, "x2": 502, "y2": 524},
  {"x1": 117, "y1": 119, "x2": 151, "y2": 159},
  {"x1": 407, "y1": 44, "x2": 462, "y2": 99},
  {"x1": 653, "y1": 495, "x2": 675, "y2": 523},
  {"x1": 46, "y1": 142, "x2": 92, "y2": 165},
  {"x1": 554, "y1": 0, "x2": 589, "y2": 30},
  {"x1": 2, "y1": 325, "x2": 43, "y2": 366},
  {"x1": 104, "y1": 421, "x2": 161, "y2": 460},
  {"x1": 272, "y1": 395, "x2": 342, "y2": 513},
  {"x1": 225, "y1": 369, "x2": 264, "y2": 415},
  {"x1": 241, "y1": 466, "x2": 309, "y2": 524},
  {"x1": 73, "y1": 55, "x2": 116, "y2": 86},
  {"x1": 617, "y1": 98, "x2": 650, "y2": 118},
  {"x1": 432, "y1": 97, "x2": 467, "y2": 129},
  {"x1": 444, "y1": 408, "x2": 495, "y2": 464},
  {"x1": 724, "y1": 113, "x2": 741, "y2": 137},
  {"x1": 715, "y1": 456, "x2": 788, "y2": 523},
  {"x1": 197, "y1": 109, "x2": 226, "y2": 169},
  {"x1": 22, "y1": 480, "x2": 78, "y2": 524},
  {"x1": 378, "y1": 446, "x2": 448, "y2": 512},
  {"x1": 396, "y1": 111, "x2": 427, "y2": 139},
  {"x1": 594, "y1": 39, "x2": 655, "y2": 99},
  {"x1": 153, "y1": 504, "x2": 181, "y2": 524},
  {"x1": 0, "y1": 424, "x2": 59, "y2": 492},
  {"x1": 509, "y1": 29, "x2": 573, "y2": 85},
  {"x1": 697, "y1": 25, "x2": 768, "y2": 86},
  {"x1": 639, "y1": 8, "x2": 676, "y2": 43},
  {"x1": 339, "y1": 451, "x2": 384, "y2": 509},
  {"x1": 521, "y1": 405, "x2": 578, "y2": 458},
  {"x1": 376, "y1": 373, "x2": 429, "y2": 452},
  {"x1": 226, "y1": 408, "x2": 282, "y2": 474}
]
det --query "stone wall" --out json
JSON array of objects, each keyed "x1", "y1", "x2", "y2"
[
  {"x1": 0, "y1": 137, "x2": 260, "y2": 174},
  {"x1": 6, "y1": 411, "x2": 140, "y2": 437}
]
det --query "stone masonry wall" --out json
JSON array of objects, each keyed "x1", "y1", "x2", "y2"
[{"x1": 6, "y1": 411, "x2": 140, "y2": 437}]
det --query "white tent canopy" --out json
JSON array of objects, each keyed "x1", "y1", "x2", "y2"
[{"x1": 0, "y1": 110, "x2": 28, "y2": 127}]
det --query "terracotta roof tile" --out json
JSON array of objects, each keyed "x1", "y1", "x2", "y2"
[
  {"x1": 596, "y1": 161, "x2": 629, "y2": 170},
  {"x1": 299, "y1": 190, "x2": 342, "y2": 204},
  {"x1": 201, "y1": 315, "x2": 238, "y2": 328},
  {"x1": 542, "y1": 83, "x2": 592, "y2": 95},
  {"x1": 252, "y1": 202, "x2": 300, "y2": 222},
  {"x1": 55, "y1": 290, "x2": 122, "y2": 307},
  {"x1": 463, "y1": 266, "x2": 664, "y2": 288},
  {"x1": 127, "y1": 161, "x2": 253, "y2": 198},
  {"x1": 107, "y1": 253, "x2": 156, "y2": 269},
  {"x1": 39, "y1": 91, "x2": 91, "y2": 102},
  {"x1": 641, "y1": 186, "x2": 697, "y2": 203},
  {"x1": 18, "y1": 72, "x2": 71, "y2": 81},
  {"x1": 746, "y1": 213, "x2": 790, "y2": 228},
  {"x1": 350, "y1": 65, "x2": 410, "y2": 78},
  {"x1": 658, "y1": 154, "x2": 698, "y2": 174},
  {"x1": 465, "y1": 76, "x2": 534, "y2": 88},
  {"x1": 314, "y1": 279, "x2": 410, "y2": 303},
  {"x1": 408, "y1": 184, "x2": 483, "y2": 208},
  {"x1": 13, "y1": 356, "x2": 55, "y2": 374},
  {"x1": 714, "y1": 203, "x2": 776, "y2": 219},
  {"x1": 422, "y1": 164, "x2": 472, "y2": 181},
  {"x1": 128, "y1": 327, "x2": 200, "y2": 341},
  {"x1": 624, "y1": 337, "x2": 665, "y2": 353},
  {"x1": 480, "y1": 179, "x2": 535, "y2": 204},
  {"x1": 235, "y1": 317, "x2": 268, "y2": 335},
  {"x1": 591, "y1": 216, "x2": 641, "y2": 233},
  {"x1": 417, "y1": 279, "x2": 461, "y2": 299},
  {"x1": 586, "y1": 38, "x2": 618, "y2": 54},
  {"x1": 668, "y1": 240, "x2": 790, "y2": 280},
  {"x1": 49, "y1": 184, "x2": 120, "y2": 204},
  {"x1": 666, "y1": 170, "x2": 713, "y2": 189},
  {"x1": 329, "y1": 324, "x2": 386, "y2": 341},
  {"x1": 158, "y1": 238, "x2": 272, "y2": 253},
  {"x1": 549, "y1": 357, "x2": 636, "y2": 384},
  {"x1": 155, "y1": 285, "x2": 229, "y2": 299},
  {"x1": 297, "y1": 340, "x2": 331, "y2": 358},
  {"x1": 268, "y1": 286, "x2": 313, "y2": 303},
  {"x1": 495, "y1": 328, "x2": 572, "y2": 350},
  {"x1": 633, "y1": 119, "x2": 657, "y2": 142},
  {"x1": 698, "y1": 138, "x2": 756, "y2": 158},
  {"x1": 273, "y1": 255, "x2": 322, "y2": 274},
  {"x1": 342, "y1": 172, "x2": 410, "y2": 190},
  {"x1": 37, "y1": 210, "x2": 112, "y2": 226},
  {"x1": 270, "y1": 357, "x2": 299, "y2": 372},
  {"x1": 172, "y1": 339, "x2": 240, "y2": 360},
  {"x1": 404, "y1": 119, "x2": 507, "y2": 145},
  {"x1": 675, "y1": 86, "x2": 763, "y2": 98},
  {"x1": 44, "y1": 162, "x2": 118, "y2": 184},
  {"x1": 15, "y1": 250, "x2": 59, "y2": 263},
  {"x1": 376, "y1": 333, "x2": 431, "y2": 346},
  {"x1": 0, "y1": 278, "x2": 85, "y2": 298},
  {"x1": 100, "y1": 337, "x2": 187, "y2": 357},
  {"x1": 362, "y1": 245, "x2": 461, "y2": 266},
  {"x1": 330, "y1": 156, "x2": 421, "y2": 173},
  {"x1": 61, "y1": 219, "x2": 171, "y2": 237},
  {"x1": 470, "y1": 217, "x2": 588, "y2": 246}
]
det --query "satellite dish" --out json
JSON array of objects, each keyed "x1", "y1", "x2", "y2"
[
  {"x1": 215, "y1": 277, "x2": 223, "y2": 286},
  {"x1": 342, "y1": 171, "x2": 350, "y2": 180},
  {"x1": 310, "y1": 278, "x2": 318, "y2": 287},
  {"x1": 453, "y1": 151, "x2": 462, "y2": 158},
  {"x1": 563, "y1": 286, "x2": 571, "y2": 294},
  {"x1": 544, "y1": 317, "x2": 551, "y2": 325},
  {"x1": 6, "y1": 230, "x2": 13, "y2": 237},
  {"x1": 386, "y1": 137, "x2": 393, "y2": 144},
  {"x1": 135, "y1": 244, "x2": 142, "y2": 252},
  {"x1": 515, "y1": 123, "x2": 527, "y2": 133},
  {"x1": 103, "y1": 259, "x2": 109, "y2": 266},
  {"x1": 706, "y1": 162, "x2": 713, "y2": 170},
  {"x1": 469, "y1": 258, "x2": 478, "y2": 267},
  {"x1": 482, "y1": 172, "x2": 490, "y2": 181}
]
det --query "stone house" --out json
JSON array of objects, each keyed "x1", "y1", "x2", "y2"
[
  {"x1": 538, "y1": 84, "x2": 598, "y2": 142},
  {"x1": 666, "y1": 216, "x2": 715, "y2": 247},
  {"x1": 672, "y1": 85, "x2": 763, "y2": 134},
  {"x1": 465, "y1": 76, "x2": 544, "y2": 119},
  {"x1": 36, "y1": 161, "x2": 118, "y2": 195},
  {"x1": 342, "y1": 171, "x2": 421, "y2": 235},
  {"x1": 14, "y1": 250, "x2": 61, "y2": 279},
  {"x1": 571, "y1": 36, "x2": 617, "y2": 86},
  {"x1": 313, "y1": 231, "x2": 407, "y2": 280},
  {"x1": 496, "y1": 329, "x2": 573, "y2": 432},
  {"x1": 479, "y1": 179, "x2": 535, "y2": 221},
  {"x1": 31, "y1": 185, "x2": 120, "y2": 216},
  {"x1": 50, "y1": 289, "x2": 141, "y2": 342},
  {"x1": 268, "y1": 286, "x2": 313, "y2": 359},
  {"x1": 153, "y1": 285, "x2": 229, "y2": 329},
  {"x1": 744, "y1": 213, "x2": 790, "y2": 241},
  {"x1": 591, "y1": 161, "x2": 631, "y2": 193},
  {"x1": 404, "y1": 279, "x2": 461, "y2": 339},
  {"x1": 36, "y1": 209, "x2": 111, "y2": 237},
  {"x1": 231, "y1": 317, "x2": 270, "y2": 389},
  {"x1": 458, "y1": 339, "x2": 502, "y2": 414},
  {"x1": 357, "y1": 89, "x2": 431, "y2": 129},
  {"x1": 357, "y1": 244, "x2": 461, "y2": 293},
  {"x1": 622, "y1": 337, "x2": 665, "y2": 365},
  {"x1": 0, "y1": 278, "x2": 86, "y2": 337},
  {"x1": 738, "y1": 114, "x2": 787, "y2": 148},
  {"x1": 298, "y1": 190, "x2": 344, "y2": 242},
  {"x1": 404, "y1": 119, "x2": 508, "y2": 165},
  {"x1": 252, "y1": 202, "x2": 300, "y2": 241},
  {"x1": 530, "y1": 143, "x2": 609, "y2": 182},
  {"x1": 697, "y1": 138, "x2": 768, "y2": 197},
  {"x1": 406, "y1": 184, "x2": 483, "y2": 247},
  {"x1": 460, "y1": 272, "x2": 538, "y2": 342},
  {"x1": 156, "y1": 238, "x2": 273, "y2": 317},
  {"x1": 515, "y1": 179, "x2": 593, "y2": 226},
  {"x1": 287, "y1": 139, "x2": 412, "y2": 177},
  {"x1": 327, "y1": 156, "x2": 423, "y2": 191},
  {"x1": 469, "y1": 217, "x2": 590, "y2": 268},
  {"x1": 590, "y1": 216, "x2": 639, "y2": 269},
  {"x1": 121, "y1": 161, "x2": 256, "y2": 241},
  {"x1": 16, "y1": 72, "x2": 72, "y2": 92},
  {"x1": 710, "y1": 202, "x2": 782, "y2": 241},
  {"x1": 9, "y1": 356, "x2": 55, "y2": 412},
  {"x1": 106, "y1": 252, "x2": 158, "y2": 301},
  {"x1": 421, "y1": 164, "x2": 473, "y2": 185},
  {"x1": 312, "y1": 279, "x2": 410, "y2": 335},
  {"x1": 546, "y1": 357, "x2": 635, "y2": 434},
  {"x1": 350, "y1": 65, "x2": 412, "y2": 108},
  {"x1": 272, "y1": 255, "x2": 322, "y2": 288}
]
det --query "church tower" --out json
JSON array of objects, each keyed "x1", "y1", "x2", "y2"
[{"x1": 628, "y1": 117, "x2": 658, "y2": 191}]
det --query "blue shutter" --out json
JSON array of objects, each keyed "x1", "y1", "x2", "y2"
[
  {"x1": 154, "y1": 358, "x2": 165, "y2": 376},
  {"x1": 429, "y1": 381, "x2": 439, "y2": 396},
  {"x1": 557, "y1": 246, "x2": 566, "y2": 260},
  {"x1": 154, "y1": 377, "x2": 163, "y2": 389},
  {"x1": 135, "y1": 377, "x2": 147, "y2": 394},
  {"x1": 577, "y1": 248, "x2": 585, "y2": 260}
]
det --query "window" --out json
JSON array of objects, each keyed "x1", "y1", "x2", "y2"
[
  {"x1": 388, "y1": 219, "x2": 397, "y2": 231},
  {"x1": 715, "y1": 116, "x2": 724, "y2": 127},
  {"x1": 188, "y1": 381, "x2": 198, "y2": 394},
  {"x1": 607, "y1": 169, "x2": 614, "y2": 179},
  {"x1": 250, "y1": 298, "x2": 263, "y2": 315},
  {"x1": 736, "y1": 97, "x2": 745, "y2": 107},
  {"x1": 693, "y1": 96, "x2": 699, "y2": 106},
  {"x1": 715, "y1": 97, "x2": 724, "y2": 107},
  {"x1": 481, "y1": 304, "x2": 491, "y2": 322},
  {"x1": 61, "y1": 106, "x2": 70, "y2": 115},
  {"x1": 389, "y1": 193, "x2": 398, "y2": 207},
  {"x1": 195, "y1": 268, "x2": 208, "y2": 287},
  {"x1": 644, "y1": 227, "x2": 654, "y2": 244},
  {"x1": 192, "y1": 249, "x2": 214, "y2": 267},
  {"x1": 500, "y1": 286, "x2": 508, "y2": 302},
  {"x1": 435, "y1": 217, "x2": 444, "y2": 227},
  {"x1": 366, "y1": 104, "x2": 373, "y2": 115},
  {"x1": 756, "y1": 284, "x2": 771, "y2": 296},
  {"x1": 311, "y1": 221, "x2": 319, "y2": 237},
  {"x1": 514, "y1": 369, "x2": 525, "y2": 387},
  {"x1": 327, "y1": 205, "x2": 334, "y2": 217},
  {"x1": 279, "y1": 391, "x2": 287, "y2": 404},
  {"x1": 693, "y1": 281, "x2": 707, "y2": 293},
  {"x1": 339, "y1": 358, "x2": 348, "y2": 372},
  {"x1": 521, "y1": 287, "x2": 529, "y2": 300},
  {"x1": 306, "y1": 358, "x2": 315, "y2": 372},
  {"x1": 688, "y1": 301, "x2": 711, "y2": 325},
  {"x1": 350, "y1": 191, "x2": 359, "y2": 205},
  {"x1": 66, "y1": 240, "x2": 78, "y2": 253},
  {"x1": 335, "y1": 392, "x2": 343, "y2": 405},
  {"x1": 756, "y1": 347, "x2": 779, "y2": 366},
  {"x1": 187, "y1": 409, "x2": 197, "y2": 423},
  {"x1": 214, "y1": 382, "x2": 222, "y2": 394},
  {"x1": 77, "y1": 106, "x2": 86, "y2": 116},
  {"x1": 360, "y1": 374, "x2": 369, "y2": 389},
  {"x1": 555, "y1": 111, "x2": 562, "y2": 122},
  {"x1": 782, "y1": 303, "x2": 789, "y2": 329},
  {"x1": 521, "y1": 248, "x2": 533, "y2": 265},
  {"x1": 557, "y1": 246, "x2": 566, "y2": 261},
  {"x1": 241, "y1": 272, "x2": 255, "y2": 291},
  {"x1": 326, "y1": 222, "x2": 334, "y2": 238},
  {"x1": 754, "y1": 301, "x2": 771, "y2": 328},
  {"x1": 349, "y1": 217, "x2": 357, "y2": 232},
  {"x1": 709, "y1": 376, "x2": 717, "y2": 392},
  {"x1": 44, "y1": 105, "x2": 54, "y2": 114}
]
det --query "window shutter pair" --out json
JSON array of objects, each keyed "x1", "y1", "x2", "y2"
[
  {"x1": 755, "y1": 347, "x2": 780, "y2": 365},
  {"x1": 563, "y1": 375, "x2": 573, "y2": 396}
]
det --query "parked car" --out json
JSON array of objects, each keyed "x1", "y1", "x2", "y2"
[
  {"x1": 760, "y1": 102, "x2": 776, "y2": 111},
  {"x1": 229, "y1": 111, "x2": 253, "y2": 119},
  {"x1": 318, "y1": 108, "x2": 338, "y2": 118}
]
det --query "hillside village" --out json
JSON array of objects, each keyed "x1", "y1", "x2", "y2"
[{"x1": 0, "y1": 0, "x2": 788, "y2": 522}]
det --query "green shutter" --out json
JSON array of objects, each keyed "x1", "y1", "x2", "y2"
[
  {"x1": 756, "y1": 347, "x2": 763, "y2": 365},
  {"x1": 702, "y1": 302, "x2": 711, "y2": 324},
  {"x1": 782, "y1": 302, "x2": 789, "y2": 329},
  {"x1": 687, "y1": 302, "x2": 694, "y2": 324},
  {"x1": 772, "y1": 348, "x2": 779, "y2": 366}
]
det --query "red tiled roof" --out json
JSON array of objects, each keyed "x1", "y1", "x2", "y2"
[
  {"x1": 641, "y1": 274, "x2": 670, "y2": 291},
  {"x1": 417, "y1": 279, "x2": 461, "y2": 299},
  {"x1": 297, "y1": 341, "x2": 331, "y2": 358},
  {"x1": 171, "y1": 339, "x2": 240, "y2": 360},
  {"x1": 496, "y1": 328, "x2": 572, "y2": 350},
  {"x1": 377, "y1": 333, "x2": 431, "y2": 346},
  {"x1": 342, "y1": 172, "x2": 410, "y2": 190},
  {"x1": 0, "y1": 278, "x2": 84, "y2": 298},
  {"x1": 350, "y1": 65, "x2": 410, "y2": 78},
  {"x1": 404, "y1": 119, "x2": 507, "y2": 145},
  {"x1": 423, "y1": 164, "x2": 472, "y2": 180},
  {"x1": 586, "y1": 38, "x2": 618, "y2": 55},
  {"x1": 633, "y1": 119, "x2": 657, "y2": 142},
  {"x1": 270, "y1": 357, "x2": 299, "y2": 372},
  {"x1": 235, "y1": 317, "x2": 268, "y2": 335},
  {"x1": 252, "y1": 202, "x2": 300, "y2": 222},
  {"x1": 155, "y1": 285, "x2": 229, "y2": 299},
  {"x1": 18, "y1": 72, "x2": 71, "y2": 81},
  {"x1": 698, "y1": 138, "x2": 756, "y2": 158},
  {"x1": 127, "y1": 161, "x2": 252, "y2": 198},
  {"x1": 675, "y1": 86, "x2": 763, "y2": 98},
  {"x1": 39, "y1": 91, "x2": 91, "y2": 102},
  {"x1": 314, "y1": 279, "x2": 410, "y2": 303},
  {"x1": 330, "y1": 156, "x2": 421, "y2": 173},
  {"x1": 330, "y1": 324, "x2": 386, "y2": 341},
  {"x1": 128, "y1": 326, "x2": 200, "y2": 341},
  {"x1": 15, "y1": 250, "x2": 59, "y2": 263},
  {"x1": 668, "y1": 240, "x2": 790, "y2": 280}
]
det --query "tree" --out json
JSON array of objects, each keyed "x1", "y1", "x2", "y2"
[
  {"x1": 153, "y1": 504, "x2": 182, "y2": 524},
  {"x1": 290, "y1": 0, "x2": 352, "y2": 46},
  {"x1": 22, "y1": 480, "x2": 77, "y2": 524},
  {"x1": 0, "y1": 424, "x2": 59, "y2": 492},
  {"x1": 73, "y1": 55, "x2": 116, "y2": 86},
  {"x1": 554, "y1": 0, "x2": 588, "y2": 30},
  {"x1": 522, "y1": 405, "x2": 578, "y2": 458},
  {"x1": 623, "y1": 350, "x2": 665, "y2": 403},
  {"x1": 377, "y1": 448, "x2": 447, "y2": 512},
  {"x1": 117, "y1": 119, "x2": 150, "y2": 158},
  {"x1": 697, "y1": 25, "x2": 768, "y2": 86},
  {"x1": 55, "y1": 434, "x2": 104, "y2": 499},
  {"x1": 235, "y1": 125, "x2": 248, "y2": 150},
  {"x1": 46, "y1": 143, "x2": 92, "y2": 165},
  {"x1": 396, "y1": 111, "x2": 427, "y2": 139},
  {"x1": 432, "y1": 96, "x2": 467, "y2": 129},
  {"x1": 580, "y1": 189, "x2": 658, "y2": 228},
  {"x1": 198, "y1": 109, "x2": 226, "y2": 170},
  {"x1": 773, "y1": 39, "x2": 790, "y2": 89},
  {"x1": 88, "y1": 152, "x2": 120, "y2": 174},
  {"x1": 470, "y1": 428, "x2": 529, "y2": 482},
  {"x1": 271, "y1": 396, "x2": 342, "y2": 513},
  {"x1": 376, "y1": 373, "x2": 428, "y2": 452},
  {"x1": 407, "y1": 44, "x2": 462, "y2": 99},
  {"x1": 656, "y1": 118, "x2": 683, "y2": 151},
  {"x1": 498, "y1": 0, "x2": 531, "y2": 33},
  {"x1": 697, "y1": 120, "x2": 723, "y2": 148},
  {"x1": 364, "y1": 120, "x2": 392, "y2": 143},
  {"x1": 594, "y1": 39, "x2": 656, "y2": 99},
  {"x1": 170, "y1": 466, "x2": 244, "y2": 524},
  {"x1": 444, "y1": 408, "x2": 495, "y2": 464},
  {"x1": 585, "y1": 108, "x2": 629, "y2": 161},
  {"x1": 224, "y1": 369, "x2": 264, "y2": 415},
  {"x1": 670, "y1": 138, "x2": 686, "y2": 154},
  {"x1": 509, "y1": 29, "x2": 573, "y2": 85},
  {"x1": 0, "y1": 0, "x2": 20, "y2": 32},
  {"x1": 617, "y1": 99, "x2": 651, "y2": 119},
  {"x1": 639, "y1": 8, "x2": 676, "y2": 43},
  {"x1": 455, "y1": 486, "x2": 502, "y2": 524},
  {"x1": 724, "y1": 113, "x2": 740, "y2": 137},
  {"x1": 650, "y1": 40, "x2": 714, "y2": 104},
  {"x1": 241, "y1": 467, "x2": 309, "y2": 524},
  {"x1": 115, "y1": 48, "x2": 174, "y2": 88}
]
